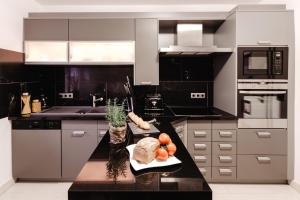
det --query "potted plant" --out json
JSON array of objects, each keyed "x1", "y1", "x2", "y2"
[{"x1": 106, "y1": 98, "x2": 127, "y2": 144}]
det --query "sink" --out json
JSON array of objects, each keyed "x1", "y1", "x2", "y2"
[{"x1": 31, "y1": 106, "x2": 107, "y2": 117}]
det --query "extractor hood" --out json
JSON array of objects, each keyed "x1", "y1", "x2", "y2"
[{"x1": 159, "y1": 45, "x2": 233, "y2": 55}]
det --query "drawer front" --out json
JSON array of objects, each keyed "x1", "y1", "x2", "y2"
[
  {"x1": 188, "y1": 142, "x2": 211, "y2": 155},
  {"x1": 212, "y1": 130, "x2": 237, "y2": 142},
  {"x1": 212, "y1": 167, "x2": 236, "y2": 180},
  {"x1": 188, "y1": 120, "x2": 211, "y2": 130},
  {"x1": 212, "y1": 142, "x2": 236, "y2": 155},
  {"x1": 62, "y1": 120, "x2": 97, "y2": 130},
  {"x1": 212, "y1": 155, "x2": 236, "y2": 167},
  {"x1": 188, "y1": 129, "x2": 211, "y2": 141},
  {"x1": 237, "y1": 155, "x2": 287, "y2": 181},
  {"x1": 212, "y1": 120, "x2": 237, "y2": 130},
  {"x1": 238, "y1": 129, "x2": 287, "y2": 154},
  {"x1": 98, "y1": 120, "x2": 109, "y2": 130},
  {"x1": 98, "y1": 129, "x2": 107, "y2": 143},
  {"x1": 193, "y1": 155, "x2": 211, "y2": 167},
  {"x1": 197, "y1": 166, "x2": 211, "y2": 181}
]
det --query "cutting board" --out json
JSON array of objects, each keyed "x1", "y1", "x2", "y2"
[{"x1": 128, "y1": 122, "x2": 160, "y2": 135}]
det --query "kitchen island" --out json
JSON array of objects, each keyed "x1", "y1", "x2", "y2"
[{"x1": 68, "y1": 118, "x2": 212, "y2": 200}]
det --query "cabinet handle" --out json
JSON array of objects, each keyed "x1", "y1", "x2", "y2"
[
  {"x1": 194, "y1": 156, "x2": 207, "y2": 162},
  {"x1": 178, "y1": 133, "x2": 184, "y2": 139},
  {"x1": 175, "y1": 126, "x2": 184, "y2": 133},
  {"x1": 219, "y1": 144, "x2": 232, "y2": 150},
  {"x1": 257, "y1": 40, "x2": 271, "y2": 45},
  {"x1": 199, "y1": 168, "x2": 207, "y2": 175},
  {"x1": 219, "y1": 156, "x2": 233, "y2": 163},
  {"x1": 194, "y1": 143, "x2": 207, "y2": 150},
  {"x1": 257, "y1": 156, "x2": 271, "y2": 163},
  {"x1": 140, "y1": 81, "x2": 152, "y2": 85},
  {"x1": 194, "y1": 131, "x2": 207, "y2": 137},
  {"x1": 256, "y1": 131, "x2": 271, "y2": 138},
  {"x1": 99, "y1": 130, "x2": 107, "y2": 137},
  {"x1": 219, "y1": 131, "x2": 233, "y2": 137},
  {"x1": 219, "y1": 168, "x2": 232, "y2": 176},
  {"x1": 72, "y1": 130, "x2": 86, "y2": 137}
]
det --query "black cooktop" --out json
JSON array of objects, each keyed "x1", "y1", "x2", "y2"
[{"x1": 168, "y1": 106, "x2": 222, "y2": 117}]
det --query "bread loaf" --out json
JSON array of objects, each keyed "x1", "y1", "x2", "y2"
[
  {"x1": 128, "y1": 112, "x2": 151, "y2": 130},
  {"x1": 132, "y1": 137, "x2": 160, "y2": 164}
]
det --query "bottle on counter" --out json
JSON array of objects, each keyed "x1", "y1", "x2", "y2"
[
  {"x1": 21, "y1": 92, "x2": 31, "y2": 117},
  {"x1": 31, "y1": 99, "x2": 41, "y2": 113}
]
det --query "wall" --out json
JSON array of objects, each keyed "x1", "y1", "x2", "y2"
[{"x1": 0, "y1": 0, "x2": 41, "y2": 192}]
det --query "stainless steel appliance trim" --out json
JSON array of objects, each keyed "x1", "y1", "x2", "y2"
[
  {"x1": 239, "y1": 90, "x2": 287, "y2": 94},
  {"x1": 238, "y1": 119, "x2": 288, "y2": 128},
  {"x1": 238, "y1": 79, "x2": 288, "y2": 83}
]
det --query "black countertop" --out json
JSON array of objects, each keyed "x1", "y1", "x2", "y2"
[{"x1": 68, "y1": 118, "x2": 212, "y2": 200}]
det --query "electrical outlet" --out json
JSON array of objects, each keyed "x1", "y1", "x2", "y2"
[
  {"x1": 59, "y1": 93, "x2": 73, "y2": 99},
  {"x1": 191, "y1": 93, "x2": 206, "y2": 99}
]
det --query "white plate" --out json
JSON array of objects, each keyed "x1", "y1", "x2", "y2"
[{"x1": 126, "y1": 144, "x2": 182, "y2": 171}]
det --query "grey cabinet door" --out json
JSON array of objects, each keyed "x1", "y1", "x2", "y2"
[
  {"x1": 62, "y1": 129, "x2": 98, "y2": 179},
  {"x1": 12, "y1": 130, "x2": 61, "y2": 179},
  {"x1": 236, "y1": 11, "x2": 290, "y2": 45},
  {"x1": 135, "y1": 18, "x2": 159, "y2": 85},
  {"x1": 69, "y1": 19, "x2": 135, "y2": 41},
  {"x1": 24, "y1": 19, "x2": 68, "y2": 41}
]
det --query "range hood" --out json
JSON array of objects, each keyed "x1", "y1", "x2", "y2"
[{"x1": 159, "y1": 45, "x2": 233, "y2": 55}]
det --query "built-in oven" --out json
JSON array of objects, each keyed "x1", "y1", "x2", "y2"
[
  {"x1": 238, "y1": 47, "x2": 288, "y2": 79},
  {"x1": 237, "y1": 80, "x2": 288, "y2": 128}
]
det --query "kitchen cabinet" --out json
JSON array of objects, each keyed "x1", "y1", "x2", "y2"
[
  {"x1": 68, "y1": 19, "x2": 135, "y2": 41},
  {"x1": 236, "y1": 11, "x2": 290, "y2": 45},
  {"x1": 62, "y1": 120, "x2": 98, "y2": 180},
  {"x1": 135, "y1": 18, "x2": 159, "y2": 85},
  {"x1": 98, "y1": 120, "x2": 109, "y2": 143},
  {"x1": 171, "y1": 120, "x2": 187, "y2": 147},
  {"x1": 12, "y1": 130, "x2": 61, "y2": 179}
]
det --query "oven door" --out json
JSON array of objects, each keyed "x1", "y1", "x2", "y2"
[{"x1": 238, "y1": 90, "x2": 287, "y2": 128}]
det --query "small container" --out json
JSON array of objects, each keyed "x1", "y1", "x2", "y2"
[
  {"x1": 21, "y1": 92, "x2": 31, "y2": 117},
  {"x1": 32, "y1": 99, "x2": 41, "y2": 113}
]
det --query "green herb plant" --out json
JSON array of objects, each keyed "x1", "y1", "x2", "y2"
[{"x1": 106, "y1": 98, "x2": 126, "y2": 128}]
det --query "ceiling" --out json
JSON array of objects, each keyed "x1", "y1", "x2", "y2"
[{"x1": 34, "y1": 0, "x2": 262, "y2": 5}]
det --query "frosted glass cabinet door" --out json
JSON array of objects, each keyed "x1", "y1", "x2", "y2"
[
  {"x1": 69, "y1": 41, "x2": 135, "y2": 64},
  {"x1": 24, "y1": 41, "x2": 68, "y2": 64}
]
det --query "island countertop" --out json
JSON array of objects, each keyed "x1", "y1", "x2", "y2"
[{"x1": 68, "y1": 118, "x2": 212, "y2": 200}]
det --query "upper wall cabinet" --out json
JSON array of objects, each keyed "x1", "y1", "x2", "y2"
[
  {"x1": 236, "y1": 11, "x2": 290, "y2": 46},
  {"x1": 135, "y1": 18, "x2": 159, "y2": 85},
  {"x1": 68, "y1": 19, "x2": 135, "y2": 41}
]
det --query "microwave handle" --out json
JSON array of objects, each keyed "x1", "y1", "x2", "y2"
[{"x1": 239, "y1": 91, "x2": 287, "y2": 94}]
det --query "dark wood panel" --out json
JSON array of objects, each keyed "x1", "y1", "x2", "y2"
[{"x1": 0, "y1": 48, "x2": 23, "y2": 63}]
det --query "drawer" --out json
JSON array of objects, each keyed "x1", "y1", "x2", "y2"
[
  {"x1": 237, "y1": 155, "x2": 287, "y2": 181},
  {"x1": 212, "y1": 120, "x2": 237, "y2": 130},
  {"x1": 98, "y1": 129, "x2": 107, "y2": 143},
  {"x1": 62, "y1": 120, "x2": 97, "y2": 130},
  {"x1": 197, "y1": 166, "x2": 211, "y2": 181},
  {"x1": 212, "y1": 142, "x2": 236, "y2": 155},
  {"x1": 237, "y1": 129, "x2": 287, "y2": 154},
  {"x1": 188, "y1": 120, "x2": 211, "y2": 130},
  {"x1": 212, "y1": 167, "x2": 236, "y2": 181},
  {"x1": 212, "y1": 155, "x2": 236, "y2": 167},
  {"x1": 188, "y1": 129, "x2": 211, "y2": 141},
  {"x1": 98, "y1": 120, "x2": 109, "y2": 129},
  {"x1": 212, "y1": 130, "x2": 236, "y2": 142},
  {"x1": 188, "y1": 142, "x2": 211, "y2": 155},
  {"x1": 193, "y1": 155, "x2": 211, "y2": 167}
]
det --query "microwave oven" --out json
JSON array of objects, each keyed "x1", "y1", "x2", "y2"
[{"x1": 238, "y1": 47, "x2": 288, "y2": 79}]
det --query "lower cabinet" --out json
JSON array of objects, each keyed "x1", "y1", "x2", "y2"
[
  {"x1": 98, "y1": 120, "x2": 109, "y2": 144},
  {"x1": 62, "y1": 120, "x2": 98, "y2": 180}
]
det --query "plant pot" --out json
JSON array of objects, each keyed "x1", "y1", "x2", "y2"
[{"x1": 109, "y1": 123, "x2": 127, "y2": 144}]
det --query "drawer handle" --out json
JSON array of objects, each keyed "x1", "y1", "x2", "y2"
[
  {"x1": 194, "y1": 131, "x2": 207, "y2": 137},
  {"x1": 178, "y1": 133, "x2": 184, "y2": 139},
  {"x1": 219, "y1": 168, "x2": 232, "y2": 176},
  {"x1": 219, "y1": 144, "x2": 232, "y2": 150},
  {"x1": 194, "y1": 156, "x2": 207, "y2": 162},
  {"x1": 194, "y1": 144, "x2": 207, "y2": 150},
  {"x1": 140, "y1": 81, "x2": 152, "y2": 85},
  {"x1": 199, "y1": 168, "x2": 207, "y2": 175},
  {"x1": 219, "y1": 156, "x2": 233, "y2": 163},
  {"x1": 72, "y1": 131, "x2": 86, "y2": 137},
  {"x1": 257, "y1": 132, "x2": 271, "y2": 138},
  {"x1": 175, "y1": 126, "x2": 184, "y2": 133},
  {"x1": 257, "y1": 40, "x2": 271, "y2": 45},
  {"x1": 257, "y1": 156, "x2": 271, "y2": 163},
  {"x1": 219, "y1": 131, "x2": 233, "y2": 137},
  {"x1": 99, "y1": 130, "x2": 107, "y2": 136}
]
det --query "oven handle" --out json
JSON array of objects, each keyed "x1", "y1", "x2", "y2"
[{"x1": 239, "y1": 91, "x2": 287, "y2": 94}]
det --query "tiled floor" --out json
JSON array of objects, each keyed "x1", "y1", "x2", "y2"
[{"x1": 0, "y1": 183, "x2": 300, "y2": 200}]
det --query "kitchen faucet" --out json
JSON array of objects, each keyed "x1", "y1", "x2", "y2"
[{"x1": 90, "y1": 93, "x2": 104, "y2": 107}]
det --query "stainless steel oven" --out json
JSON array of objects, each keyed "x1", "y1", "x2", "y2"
[
  {"x1": 238, "y1": 47, "x2": 288, "y2": 79},
  {"x1": 238, "y1": 80, "x2": 288, "y2": 128}
]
